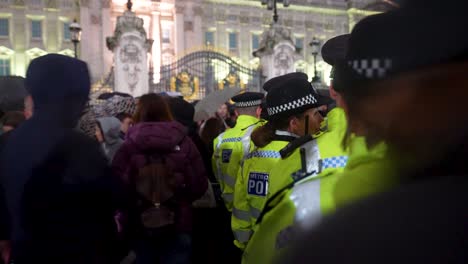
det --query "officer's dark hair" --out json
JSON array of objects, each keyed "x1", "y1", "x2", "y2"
[
  {"x1": 333, "y1": 63, "x2": 384, "y2": 149},
  {"x1": 251, "y1": 112, "x2": 303, "y2": 148}
]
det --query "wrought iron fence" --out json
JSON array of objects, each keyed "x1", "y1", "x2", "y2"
[{"x1": 151, "y1": 49, "x2": 263, "y2": 99}]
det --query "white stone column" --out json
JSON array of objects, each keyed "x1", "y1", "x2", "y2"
[
  {"x1": 12, "y1": 7, "x2": 26, "y2": 76},
  {"x1": 80, "y1": 0, "x2": 103, "y2": 83},
  {"x1": 151, "y1": 11, "x2": 161, "y2": 83},
  {"x1": 45, "y1": 10, "x2": 58, "y2": 52},
  {"x1": 174, "y1": 4, "x2": 185, "y2": 55},
  {"x1": 193, "y1": 5, "x2": 203, "y2": 48},
  {"x1": 101, "y1": 0, "x2": 113, "y2": 77}
]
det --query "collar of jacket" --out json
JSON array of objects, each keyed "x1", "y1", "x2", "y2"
[
  {"x1": 274, "y1": 130, "x2": 300, "y2": 142},
  {"x1": 347, "y1": 135, "x2": 387, "y2": 169},
  {"x1": 237, "y1": 115, "x2": 261, "y2": 130}
]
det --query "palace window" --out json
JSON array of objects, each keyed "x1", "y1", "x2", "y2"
[
  {"x1": 0, "y1": 19, "x2": 8, "y2": 37},
  {"x1": 162, "y1": 28, "x2": 170, "y2": 44},
  {"x1": 252, "y1": 34, "x2": 259, "y2": 51},
  {"x1": 63, "y1": 22, "x2": 70, "y2": 41},
  {"x1": 31, "y1": 20, "x2": 42, "y2": 39},
  {"x1": 205, "y1": 31, "x2": 214, "y2": 46},
  {"x1": 228, "y1": 32, "x2": 237, "y2": 51},
  {"x1": 0, "y1": 58, "x2": 10, "y2": 76},
  {"x1": 295, "y1": 37, "x2": 304, "y2": 50}
]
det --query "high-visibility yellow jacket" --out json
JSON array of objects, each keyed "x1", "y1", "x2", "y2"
[
  {"x1": 231, "y1": 131, "x2": 297, "y2": 249},
  {"x1": 333, "y1": 136, "x2": 399, "y2": 208},
  {"x1": 212, "y1": 115, "x2": 263, "y2": 211},
  {"x1": 242, "y1": 107, "x2": 349, "y2": 264}
]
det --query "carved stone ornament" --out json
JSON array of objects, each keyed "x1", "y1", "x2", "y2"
[
  {"x1": 107, "y1": 9, "x2": 154, "y2": 97},
  {"x1": 274, "y1": 44, "x2": 294, "y2": 77},
  {"x1": 253, "y1": 23, "x2": 297, "y2": 57},
  {"x1": 106, "y1": 10, "x2": 152, "y2": 52},
  {"x1": 119, "y1": 35, "x2": 143, "y2": 93}
]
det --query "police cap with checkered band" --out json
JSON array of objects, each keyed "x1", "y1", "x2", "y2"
[
  {"x1": 321, "y1": 34, "x2": 350, "y2": 68},
  {"x1": 262, "y1": 72, "x2": 308, "y2": 93},
  {"x1": 265, "y1": 73, "x2": 330, "y2": 120},
  {"x1": 334, "y1": 1, "x2": 468, "y2": 92},
  {"x1": 231, "y1": 92, "x2": 264, "y2": 108},
  {"x1": 321, "y1": 34, "x2": 349, "y2": 86}
]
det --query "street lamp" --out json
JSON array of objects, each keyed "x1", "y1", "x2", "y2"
[
  {"x1": 310, "y1": 36, "x2": 321, "y2": 82},
  {"x1": 69, "y1": 19, "x2": 82, "y2": 59},
  {"x1": 261, "y1": 0, "x2": 290, "y2": 23}
]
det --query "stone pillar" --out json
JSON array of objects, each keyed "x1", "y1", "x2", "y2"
[
  {"x1": 101, "y1": 0, "x2": 113, "y2": 77},
  {"x1": 13, "y1": 7, "x2": 26, "y2": 75},
  {"x1": 193, "y1": 6, "x2": 203, "y2": 47},
  {"x1": 107, "y1": 10, "x2": 153, "y2": 97},
  {"x1": 151, "y1": 10, "x2": 161, "y2": 83},
  {"x1": 45, "y1": 6, "x2": 58, "y2": 53},
  {"x1": 174, "y1": 4, "x2": 185, "y2": 55},
  {"x1": 80, "y1": 0, "x2": 104, "y2": 83}
]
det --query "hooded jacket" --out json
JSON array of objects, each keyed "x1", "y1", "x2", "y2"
[
  {"x1": 0, "y1": 54, "x2": 125, "y2": 263},
  {"x1": 97, "y1": 117, "x2": 124, "y2": 163},
  {"x1": 112, "y1": 121, "x2": 208, "y2": 233}
]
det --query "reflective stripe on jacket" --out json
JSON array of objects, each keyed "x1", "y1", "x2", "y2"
[
  {"x1": 242, "y1": 108, "x2": 349, "y2": 264},
  {"x1": 212, "y1": 115, "x2": 262, "y2": 211},
  {"x1": 232, "y1": 136, "x2": 292, "y2": 249}
]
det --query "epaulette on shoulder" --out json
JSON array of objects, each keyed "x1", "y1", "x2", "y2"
[{"x1": 279, "y1": 134, "x2": 314, "y2": 159}]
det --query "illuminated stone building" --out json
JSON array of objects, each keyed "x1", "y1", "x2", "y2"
[{"x1": 0, "y1": 0, "x2": 394, "y2": 90}]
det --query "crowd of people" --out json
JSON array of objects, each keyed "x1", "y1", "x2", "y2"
[{"x1": 1, "y1": 0, "x2": 468, "y2": 263}]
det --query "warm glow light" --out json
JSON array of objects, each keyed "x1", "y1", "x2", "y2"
[
  {"x1": 133, "y1": 0, "x2": 152, "y2": 9},
  {"x1": 160, "y1": 2, "x2": 174, "y2": 11},
  {"x1": 316, "y1": 61, "x2": 332, "y2": 86},
  {"x1": 239, "y1": 72, "x2": 249, "y2": 85},
  {"x1": 111, "y1": 0, "x2": 127, "y2": 6},
  {"x1": 214, "y1": 60, "x2": 229, "y2": 83}
]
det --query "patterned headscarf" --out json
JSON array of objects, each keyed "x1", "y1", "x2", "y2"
[
  {"x1": 94, "y1": 94, "x2": 136, "y2": 118},
  {"x1": 77, "y1": 102, "x2": 97, "y2": 138}
]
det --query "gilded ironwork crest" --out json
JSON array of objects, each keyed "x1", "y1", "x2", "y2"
[
  {"x1": 170, "y1": 70, "x2": 199, "y2": 100},
  {"x1": 218, "y1": 71, "x2": 245, "y2": 90}
]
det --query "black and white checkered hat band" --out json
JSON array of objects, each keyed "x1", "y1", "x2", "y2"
[
  {"x1": 235, "y1": 99, "x2": 262, "y2": 108},
  {"x1": 348, "y1": 58, "x2": 392, "y2": 78},
  {"x1": 267, "y1": 94, "x2": 317, "y2": 116}
]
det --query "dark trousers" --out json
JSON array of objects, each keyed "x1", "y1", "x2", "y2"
[
  {"x1": 191, "y1": 207, "x2": 241, "y2": 264},
  {"x1": 134, "y1": 233, "x2": 192, "y2": 264}
]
